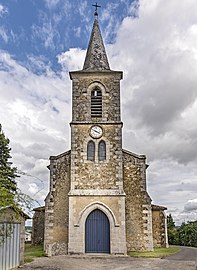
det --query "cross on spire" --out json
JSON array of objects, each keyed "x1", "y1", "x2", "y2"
[{"x1": 92, "y1": 2, "x2": 101, "y2": 16}]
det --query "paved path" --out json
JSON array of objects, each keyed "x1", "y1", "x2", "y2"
[
  {"x1": 19, "y1": 252, "x2": 196, "y2": 270},
  {"x1": 166, "y1": 246, "x2": 197, "y2": 262}
]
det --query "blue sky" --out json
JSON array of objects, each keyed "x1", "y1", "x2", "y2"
[
  {"x1": 1, "y1": 0, "x2": 197, "y2": 225},
  {"x1": 0, "y1": 0, "x2": 137, "y2": 73}
]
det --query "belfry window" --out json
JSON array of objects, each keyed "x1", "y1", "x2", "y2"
[
  {"x1": 91, "y1": 87, "x2": 102, "y2": 118},
  {"x1": 87, "y1": 141, "x2": 95, "y2": 161},
  {"x1": 98, "y1": 140, "x2": 106, "y2": 161}
]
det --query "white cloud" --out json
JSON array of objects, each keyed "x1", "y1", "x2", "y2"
[
  {"x1": 107, "y1": 0, "x2": 197, "y2": 163},
  {"x1": 184, "y1": 199, "x2": 197, "y2": 212},
  {"x1": 74, "y1": 27, "x2": 81, "y2": 38},
  {"x1": 107, "y1": 0, "x2": 197, "y2": 224},
  {"x1": 0, "y1": 51, "x2": 71, "y2": 206},
  {"x1": 32, "y1": 18, "x2": 58, "y2": 50},
  {"x1": 58, "y1": 48, "x2": 86, "y2": 71},
  {"x1": 28, "y1": 183, "x2": 39, "y2": 194},
  {"x1": 0, "y1": 4, "x2": 8, "y2": 16},
  {"x1": 0, "y1": 26, "x2": 8, "y2": 43},
  {"x1": 44, "y1": 0, "x2": 60, "y2": 9}
]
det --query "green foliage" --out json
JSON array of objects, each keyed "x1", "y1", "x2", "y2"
[
  {"x1": 167, "y1": 214, "x2": 178, "y2": 245},
  {"x1": 24, "y1": 244, "x2": 45, "y2": 263},
  {"x1": 0, "y1": 124, "x2": 36, "y2": 240},
  {"x1": 0, "y1": 124, "x2": 18, "y2": 208},
  {"x1": 167, "y1": 214, "x2": 175, "y2": 229},
  {"x1": 167, "y1": 214, "x2": 197, "y2": 247},
  {"x1": 0, "y1": 125, "x2": 35, "y2": 212},
  {"x1": 129, "y1": 247, "x2": 180, "y2": 258},
  {"x1": 0, "y1": 124, "x2": 18, "y2": 193},
  {"x1": 177, "y1": 221, "x2": 197, "y2": 247}
]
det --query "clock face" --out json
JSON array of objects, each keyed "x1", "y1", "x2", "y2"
[{"x1": 90, "y1": 126, "x2": 103, "y2": 138}]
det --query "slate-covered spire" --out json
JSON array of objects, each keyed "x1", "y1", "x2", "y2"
[{"x1": 83, "y1": 15, "x2": 110, "y2": 71}]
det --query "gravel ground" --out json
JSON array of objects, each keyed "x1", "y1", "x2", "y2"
[{"x1": 19, "y1": 255, "x2": 196, "y2": 270}]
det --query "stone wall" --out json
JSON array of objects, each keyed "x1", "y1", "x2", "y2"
[
  {"x1": 70, "y1": 71, "x2": 122, "y2": 122},
  {"x1": 70, "y1": 71, "x2": 124, "y2": 194},
  {"x1": 68, "y1": 195, "x2": 127, "y2": 255},
  {"x1": 70, "y1": 123, "x2": 123, "y2": 191},
  {"x1": 152, "y1": 205, "x2": 168, "y2": 247},
  {"x1": 32, "y1": 206, "x2": 45, "y2": 245},
  {"x1": 123, "y1": 149, "x2": 153, "y2": 251},
  {"x1": 44, "y1": 150, "x2": 71, "y2": 256}
]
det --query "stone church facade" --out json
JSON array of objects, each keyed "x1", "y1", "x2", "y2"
[{"x1": 33, "y1": 13, "x2": 168, "y2": 256}]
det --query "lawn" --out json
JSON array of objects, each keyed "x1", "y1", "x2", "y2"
[
  {"x1": 24, "y1": 243, "x2": 45, "y2": 263},
  {"x1": 128, "y1": 246, "x2": 180, "y2": 258}
]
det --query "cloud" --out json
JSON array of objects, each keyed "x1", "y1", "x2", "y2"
[
  {"x1": 0, "y1": 26, "x2": 8, "y2": 43},
  {"x1": 0, "y1": 5, "x2": 10, "y2": 44},
  {"x1": 44, "y1": 0, "x2": 60, "y2": 9},
  {"x1": 0, "y1": 50, "x2": 71, "y2": 205},
  {"x1": 28, "y1": 183, "x2": 39, "y2": 194},
  {"x1": 0, "y1": 4, "x2": 8, "y2": 16},
  {"x1": 32, "y1": 12, "x2": 60, "y2": 50},
  {"x1": 58, "y1": 48, "x2": 86, "y2": 71},
  {"x1": 26, "y1": 55, "x2": 52, "y2": 74},
  {"x1": 74, "y1": 27, "x2": 81, "y2": 38},
  {"x1": 107, "y1": 0, "x2": 197, "y2": 224},
  {"x1": 184, "y1": 199, "x2": 197, "y2": 212},
  {"x1": 107, "y1": 0, "x2": 197, "y2": 166},
  {"x1": 31, "y1": 1, "x2": 73, "y2": 52},
  {"x1": 78, "y1": 0, "x2": 89, "y2": 23}
]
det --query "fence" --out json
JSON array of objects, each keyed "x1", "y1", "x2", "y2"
[{"x1": 0, "y1": 223, "x2": 20, "y2": 270}]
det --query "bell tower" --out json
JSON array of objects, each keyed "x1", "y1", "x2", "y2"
[{"x1": 68, "y1": 11, "x2": 127, "y2": 254}]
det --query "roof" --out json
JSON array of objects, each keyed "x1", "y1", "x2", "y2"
[
  {"x1": 123, "y1": 149, "x2": 146, "y2": 159},
  {"x1": 33, "y1": 206, "x2": 45, "y2": 212},
  {"x1": 151, "y1": 204, "x2": 167, "y2": 211},
  {"x1": 50, "y1": 150, "x2": 71, "y2": 160},
  {"x1": 83, "y1": 16, "x2": 110, "y2": 71},
  {"x1": 0, "y1": 205, "x2": 30, "y2": 219}
]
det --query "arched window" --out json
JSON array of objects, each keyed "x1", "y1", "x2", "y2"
[
  {"x1": 98, "y1": 140, "x2": 106, "y2": 161},
  {"x1": 91, "y1": 87, "x2": 102, "y2": 118},
  {"x1": 87, "y1": 141, "x2": 95, "y2": 161}
]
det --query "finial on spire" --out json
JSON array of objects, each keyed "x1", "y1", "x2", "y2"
[{"x1": 92, "y1": 2, "x2": 101, "y2": 17}]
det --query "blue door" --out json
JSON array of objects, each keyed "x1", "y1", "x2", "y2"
[{"x1": 85, "y1": 209, "x2": 110, "y2": 253}]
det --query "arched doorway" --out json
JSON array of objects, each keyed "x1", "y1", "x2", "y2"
[{"x1": 85, "y1": 209, "x2": 110, "y2": 253}]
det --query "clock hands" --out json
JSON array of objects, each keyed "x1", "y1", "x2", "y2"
[{"x1": 93, "y1": 128, "x2": 100, "y2": 134}]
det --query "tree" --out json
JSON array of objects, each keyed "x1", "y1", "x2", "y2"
[
  {"x1": 0, "y1": 124, "x2": 18, "y2": 208},
  {"x1": 167, "y1": 214, "x2": 178, "y2": 245},
  {"x1": 167, "y1": 214, "x2": 175, "y2": 229},
  {"x1": 167, "y1": 214, "x2": 197, "y2": 247},
  {"x1": 177, "y1": 221, "x2": 197, "y2": 247}
]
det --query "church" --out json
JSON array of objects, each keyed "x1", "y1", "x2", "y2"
[{"x1": 33, "y1": 9, "x2": 168, "y2": 256}]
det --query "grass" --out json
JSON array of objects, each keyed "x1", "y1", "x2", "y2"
[
  {"x1": 24, "y1": 243, "x2": 46, "y2": 263},
  {"x1": 128, "y1": 246, "x2": 181, "y2": 258},
  {"x1": 24, "y1": 244, "x2": 180, "y2": 262}
]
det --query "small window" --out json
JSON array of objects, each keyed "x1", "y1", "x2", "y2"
[
  {"x1": 87, "y1": 141, "x2": 95, "y2": 161},
  {"x1": 98, "y1": 140, "x2": 106, "y2": 161},
  {"x1": 91, "y1": 87, "x2": 102, "y2": 118}
]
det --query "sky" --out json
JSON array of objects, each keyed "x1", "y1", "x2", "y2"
[{"x1": 0, "y1": 0, "x2": 197, "y2": 225}]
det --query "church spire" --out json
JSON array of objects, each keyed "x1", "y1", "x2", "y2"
[{"x1": 83, "y1": 8, "x2": 110, "y2": 71}]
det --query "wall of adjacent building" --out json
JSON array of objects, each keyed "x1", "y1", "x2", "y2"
[
  {"x1": 123, "y1": 150, "x2": 154, "y2": 251},
  {"x1": 152, "y1": 206, "x2": 169, "y2": 248},
  {"x1": 32, "y1": 207, "x2": 45, "y2": 245},
  {"x1": 44, "y1": 151, "x2": 71, "y2": 256}
]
